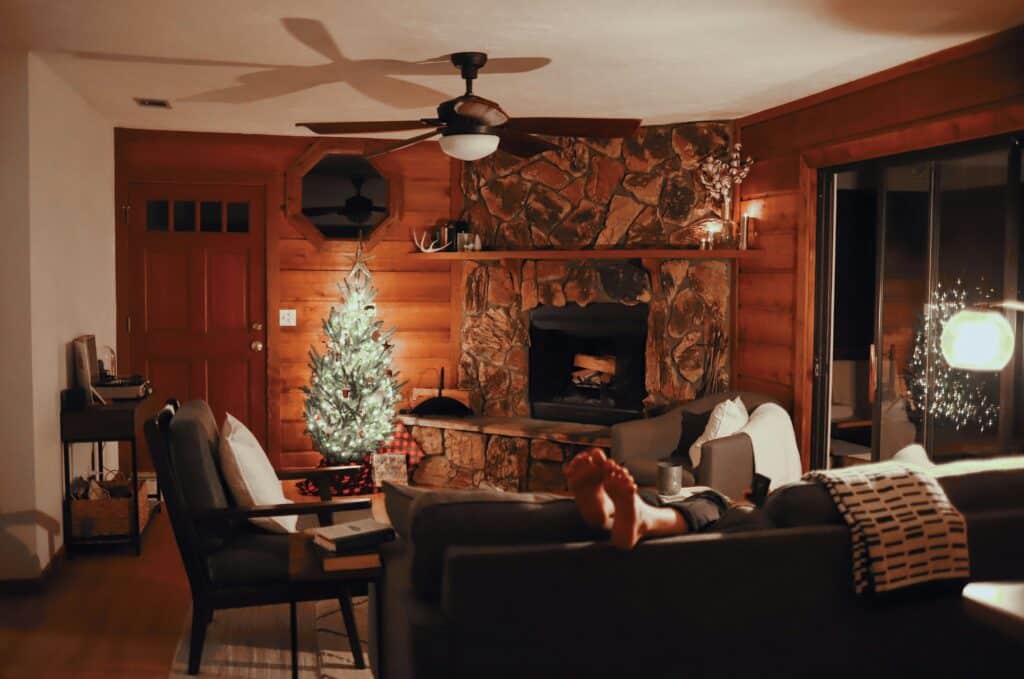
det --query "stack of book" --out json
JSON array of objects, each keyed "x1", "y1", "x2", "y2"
[{"x1": 311, "y1": 518, "x2": 395, "y2": 572}]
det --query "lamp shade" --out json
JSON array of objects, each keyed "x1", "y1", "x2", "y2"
[
  {"x1": 438, "y1": 133, "x2": 500, "y2": 161},
  {"x1": 940, "y1": 309, "x2": 1014, "y2": 371}
]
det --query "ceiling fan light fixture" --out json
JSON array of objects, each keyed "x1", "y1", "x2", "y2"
[{"x1": 439, "y1": 133, "x2": 500, "y2": 161}]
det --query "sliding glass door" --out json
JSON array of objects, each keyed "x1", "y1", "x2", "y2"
[{"x1": 813, "y1": 135, "x2": 1023, "y2": 468}]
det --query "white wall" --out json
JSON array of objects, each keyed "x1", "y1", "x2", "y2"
[
  {"x1": 0, "y1": 49, "x2": 42, "y2": 580},
  {"x1": 0, "y1": 51, "x2": 115, "y2": 579},
  {"x1": 27, "y1": 53, "x2": 116, "y2": 572}
]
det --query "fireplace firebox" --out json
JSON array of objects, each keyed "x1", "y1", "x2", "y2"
[{"x1": 529, "y1": 303, "x2": 648, "y2": 425}]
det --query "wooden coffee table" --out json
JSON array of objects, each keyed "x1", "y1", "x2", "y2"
[{"x1": 963, "y1": 582, "x2": 1024, "y2": 644}]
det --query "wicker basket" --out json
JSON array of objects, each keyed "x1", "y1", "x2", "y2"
[{"x1": 70, "y1": 480, "x2": 150, "y2": 538}]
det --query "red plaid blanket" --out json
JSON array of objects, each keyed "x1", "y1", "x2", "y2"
[{"x1": 296, "y1": 422, "x2": 425, "y2": 497}]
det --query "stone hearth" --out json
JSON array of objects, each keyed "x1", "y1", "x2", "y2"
[{"x1": 401, "y1": 414, "x2": 610, "y2": 492}]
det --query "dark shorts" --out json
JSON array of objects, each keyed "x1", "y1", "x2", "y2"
[{"x1": 638, "y1": 488, "x2": 731, "y2": 533}]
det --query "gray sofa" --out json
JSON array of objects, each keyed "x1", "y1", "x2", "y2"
[
  {"x1": 611, "y1": 391, "x2": 779, "y2": 498},
  {"x1": 375, "y1": 458, "x2": 1024, "y2": 678}
]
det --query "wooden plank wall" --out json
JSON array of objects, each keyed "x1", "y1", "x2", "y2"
[
  {"x1": 734, "y1": 26, "x2": 1024, "y2": 468},
  {"x1": 277, "y1": 144, "x2": 456, "y2": 467},
  {"x1": 115, "y1": 130, "x2": 457, "y2": 468}
]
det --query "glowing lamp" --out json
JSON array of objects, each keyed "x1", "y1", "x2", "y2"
[
  {"x1": 439, "y1": 133, "x2": 500, "y2": 161},
  {"x1": 940, "y1": 309, "x2": 1014, "y2": 371}
]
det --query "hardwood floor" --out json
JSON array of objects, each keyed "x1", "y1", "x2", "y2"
[
  {"x1": 0, "y1": 508, "x2": 189, "y2": 679},
  {"x1": 0, "y1": 486, "x2": 384, "y2": 679}
]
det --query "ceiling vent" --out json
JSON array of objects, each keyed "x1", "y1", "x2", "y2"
[{"x1": 134, "y1": 97, "x2": 171, "y2": 109}]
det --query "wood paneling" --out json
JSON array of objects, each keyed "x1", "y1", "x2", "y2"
[
  {"x1": 735, "y1": 24, "x2": 1024, "y2": 468},
  {"x1": 117, "y1": 129, "x2": 456, "y2": 466}
]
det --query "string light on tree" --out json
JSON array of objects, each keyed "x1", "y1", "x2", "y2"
[
  {"x1": 904, "y1": 280, "x2": 999, "y2": 432},
  {"x1": 302, "y1": 244, "x2": 403, "y2": 462}
]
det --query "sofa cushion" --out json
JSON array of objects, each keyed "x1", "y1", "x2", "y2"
[
  {"x1": 767, "y1": 457, "x2": 1024, "y2": 528},
  {"x1": 383, "y1": 481, "x2": 434, "y2": 539},
  {"x1": 932, "y1": 457, "x2": 1024, "y2": 514},
  {"x1": 676, "y1": 410, "x2": 711, "y2": 460},
  {"x1": 409, "y1": 488, "x2": 602, "y2": 601},
  {"x1": 763, "y1": 480, "x2": 844, "y2": 528},
  {"x1": 688, "y1": 397, "x2": 748, "y2": 468}
]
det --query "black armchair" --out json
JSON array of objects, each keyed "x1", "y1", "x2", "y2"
[{"x1": 144, "y1": 399, "x2": 378, "y2": 677}]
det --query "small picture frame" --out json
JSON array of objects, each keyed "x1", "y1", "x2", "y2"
[{"x1": 371, "y1": 452, "x2": 408, "y2": 487}]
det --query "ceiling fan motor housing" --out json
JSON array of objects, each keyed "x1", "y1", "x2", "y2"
[{"x1": 450, "y1": 51, "x2": 489, "y2": 83}]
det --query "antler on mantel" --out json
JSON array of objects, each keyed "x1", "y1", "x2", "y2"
[{"x1": 411, "y1": 229, "x2": 449, "y2": 253}]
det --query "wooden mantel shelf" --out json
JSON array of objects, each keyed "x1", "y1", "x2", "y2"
[{"x1": 408, "y1": 248, "x2": 754, "y2": 261}]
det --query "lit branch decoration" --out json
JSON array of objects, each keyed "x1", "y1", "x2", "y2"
[{"x1": 699, "y1": 143, "x2": 753, "y2": 202}]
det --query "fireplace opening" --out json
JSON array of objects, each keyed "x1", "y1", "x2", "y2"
[{"x1": 529, "y1": 303, "x2": 648, "y2": 426}]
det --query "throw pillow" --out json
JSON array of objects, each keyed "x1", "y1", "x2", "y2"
[
  {"x1": 220, "y1": 413, "x2": 297, "y2": 534},
  {"x1": 688, "y1": 397, "x2": 749, "y2": 468},
  {"x1": 675, "y1": 410, "x2": 712, "y2": 462}
]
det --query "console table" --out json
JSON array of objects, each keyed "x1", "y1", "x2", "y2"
[{"x1": 60, "y1": 392, "x2": 157, "y2": 556}]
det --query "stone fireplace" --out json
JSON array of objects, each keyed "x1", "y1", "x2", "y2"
[
  {"x1": 458, "y1": 257, "x2": 731, "y2": 419},
  {"x1": 529, "y1": 302, "x2": 648, "y2": 425},
  {"x1": 408, "y1": 120, "x2": 736, "y2": 491}
]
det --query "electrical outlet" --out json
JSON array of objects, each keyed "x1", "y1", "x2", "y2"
[{"x1": 279, "y1": 309, "x2": 297, "y2": 327}]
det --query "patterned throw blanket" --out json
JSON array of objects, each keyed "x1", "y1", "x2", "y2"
[{"x1": 804, "y1": 462, "x2": 970, "y2": 595}]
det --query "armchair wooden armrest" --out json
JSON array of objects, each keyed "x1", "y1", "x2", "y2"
[
  {"x1": 195, "y1": 496, "x2": 371, "y2": 524},
  {"x1": 276, "y1": 464, "x2": 363, "y2": 481}
]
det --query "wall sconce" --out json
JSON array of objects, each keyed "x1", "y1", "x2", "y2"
[
  {"x1": 941, "y1": 300, "x2": 1023, "y2": 371},
  {"x1": 740, "y1": 215, "x2": 754, "y2": 250}
]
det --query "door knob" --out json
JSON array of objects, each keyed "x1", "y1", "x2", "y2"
[
  {"x1": 251, "y1": 341, "x2": 264, "y2": 352},
  {"x1": 251, "y1": 322, "x2": 263, "y2": 331}
]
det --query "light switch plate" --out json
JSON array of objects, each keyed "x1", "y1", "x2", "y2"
[{"x1": 279, "y1": 309, "x2": 297, "y2": 327}]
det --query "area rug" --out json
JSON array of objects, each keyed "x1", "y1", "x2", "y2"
[{"x1": 169, "y1": 598, "x2": 372, "y2": 678}]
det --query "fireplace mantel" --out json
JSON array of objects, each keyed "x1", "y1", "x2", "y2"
[{"x1": 409, "y1": 248, "x2": 752, "y2": 261}]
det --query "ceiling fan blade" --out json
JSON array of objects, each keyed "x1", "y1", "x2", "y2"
[
  {"x1": 497, "y1": 130, "x2": 561, "y2": 158},
  {"x1": 281, "y1": 18, "x2": 345, "y2": 62},
  {"x1": 502, "y1": 117, "x2": 642, "y2": 138},
  {"x1": 453, "y1": 96, "x2": 509, "y2": 126},
  {"x1": 408, "y1": 56, "x2": 551, "y2": 76},
  {"x1": 302, "y1": 206, "x2": 343, "y2": 216},
  {"x1": 297, "y1": 120, "x2": 439, "y2": 134},
  {"x1": 365, "y1": 129, "x2": 442, "y2": 159},
  {"x1": 371, "y1": 206, "x2": 387, "y2": 212}
]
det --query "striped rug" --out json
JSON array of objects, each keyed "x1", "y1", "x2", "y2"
[{"x1": 169, "y1": 598, "x2": 373, "y2": 678}]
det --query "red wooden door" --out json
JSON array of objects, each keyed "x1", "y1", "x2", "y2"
[{"x1": 125, "y1": 183, "x2": 267, "y2": 451}]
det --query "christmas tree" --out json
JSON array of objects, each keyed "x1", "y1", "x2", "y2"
[
  {"x1": 302, "y1": 246, "x2": 402, "y2": 463},
  {"x1": 904, "y1": 280, "x2": 999, "y2": 433}
]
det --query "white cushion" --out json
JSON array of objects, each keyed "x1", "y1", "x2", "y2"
[
  {"x1": 689, "y1": 397, "x2": 749, "y2": 468},
  {"x1": 219, "y1": 413, "x2": 297, "y2": 534}
]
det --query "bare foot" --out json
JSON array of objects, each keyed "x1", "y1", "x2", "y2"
[
  {"x1": 564, "y1": 448, "x2": 614, "y2": 530},
  {"x1": 603, "y1": 460, "x2": 645, "y2": 550}
]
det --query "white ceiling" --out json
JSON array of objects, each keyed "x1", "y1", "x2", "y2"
[{"x1": 2, "y1": 0, "x2": 1022, "y2": 137}]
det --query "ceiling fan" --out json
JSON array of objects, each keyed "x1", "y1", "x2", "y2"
[
  {"x1": 302, "y1": 175, "x2": 386, "y2": 224},
  {"x1": 297, "y1": 51, "x2": 642, "y2": 161}
]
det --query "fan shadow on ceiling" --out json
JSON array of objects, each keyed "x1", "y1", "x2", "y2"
[{"x1": 71, "y1": 18, "x2": 550, "y2": 108}]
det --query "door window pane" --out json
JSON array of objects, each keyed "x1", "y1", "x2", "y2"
[
  {"x1": 174, "y1": 201, "x2": 196, "y2": 232},
  {"x1": 146, "y1": 200, "x2": 169, "y2": 231},
  {"x1": 226, "y1": 202, "x2": 249, "y2": 233},
  {"x1": 929, "y1": 148, "x2": 1009, "y2": 459},
  {"x1": 200, "y1": 201, "x2": 222, "y2": 232},
  {"x1": 878, "y1": 163, "x2": 930, "y2": 461}
]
